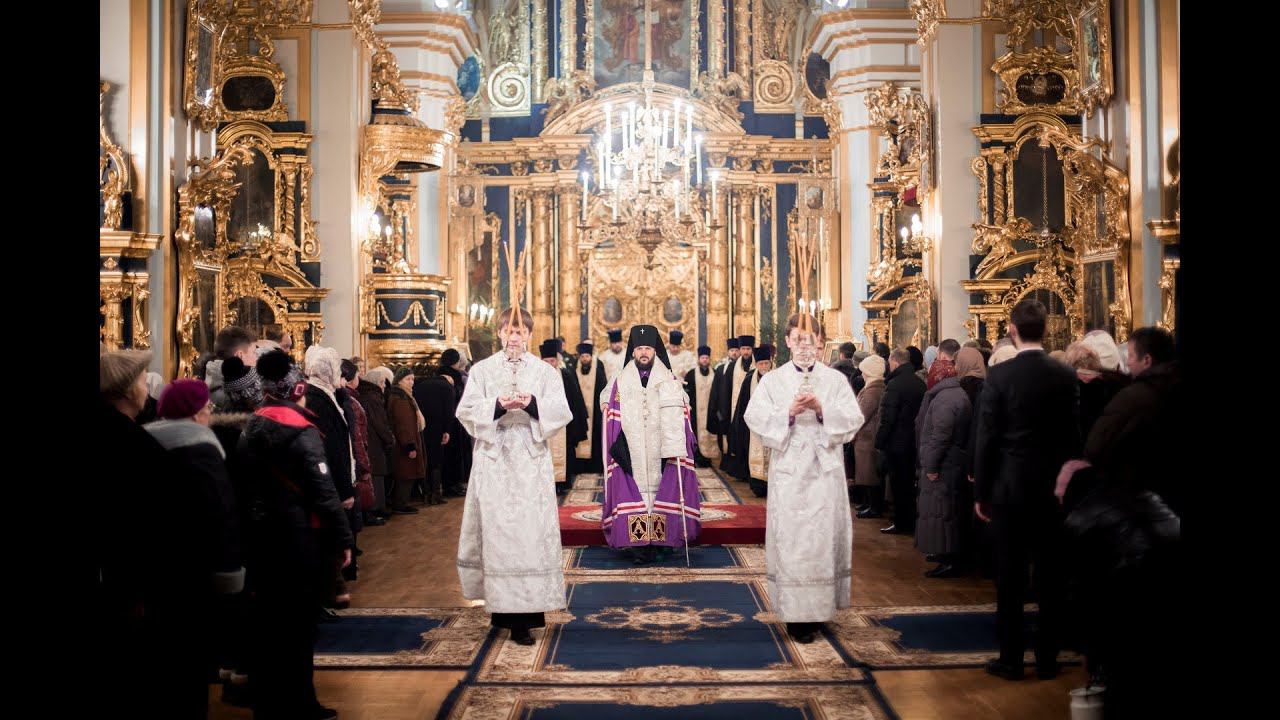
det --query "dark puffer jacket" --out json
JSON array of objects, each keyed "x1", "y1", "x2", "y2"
[{"x1": 238, "y1": 398, "x2": 354, "y2": 590}]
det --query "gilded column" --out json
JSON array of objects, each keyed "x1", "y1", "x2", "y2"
[
  {"x1": 735, "y1": 0, "x2": 752, "y2": 85},
  {"x1": 557, "y1": 187, "x2": 581, "y2": 341},
  {"x1": 732, "y1": 187, "x2": 757, "y2": 336},
  {"x1": 101, "y1": 282, "x2": 129, "y2": 351},
  {"x1": 531, "y1": 190, "x2": 555, "y2": 341},
  {"x1": 708, "y1": 192, "x2": 731, "y2": 350},
  {"x1": 710, "y1": 0, "x2": 726, "y2": 77},
  {"x1": 532, "y1": 0, "x2": 548, "y2": 103}
]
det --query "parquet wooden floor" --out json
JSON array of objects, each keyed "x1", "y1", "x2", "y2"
[{"x1": 209, "y1": 472, "x2": 1084, "y2": 719}]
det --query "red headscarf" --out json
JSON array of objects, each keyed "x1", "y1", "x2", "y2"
[{"x1": 926, "y1": 354, "x2": 956, "y2": 389}]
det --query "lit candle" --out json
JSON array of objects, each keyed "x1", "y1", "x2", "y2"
[
  {"x1": 581, "y1": 171, "x2": 589, "y2": 220},
  {"x1": 673, "y1": 101, "x2": 681, "y2": 146},
  {"x1": 605, "y1": 103, "x2": 612, "y2": 152},
  {"x1": 810, "y1": 300, "x2": 817, "y2": 314},
  {"x1": 628, "y1": 101, "x2": 636, "y2": 148},
  {"x1": 798, "y1": 299, "x2": 804, "y2": 312},
  {"x1": 911, "y1": 213, "x2": 922, "y2": 236},
  {"x1": 662, "y1": 110, "x2": 669, "y2": 150},
  {"x1": 685, "y1": 106, "x2": 693, "y2": 152},
  {"x1": 695, "y1": 134, "x2": 704, "y2": 186},
  {"x1": 598, "y1": 141, "x2": 606, "y2": 185}
]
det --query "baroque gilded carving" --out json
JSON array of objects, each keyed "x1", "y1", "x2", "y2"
[
  {"x1": 542, "y1": 70, "x2": 596, "y2": 125},
  {"x1": 983, "y1": 0, "x2": 1078, "y2": 52},
  {"x1": 992, "y1": 46, "x2": 1083, "y2": 115},
  {"x1": 695, "y1": 71, "x2": 750, "y2": 122},
  {"x1": 100, "y1": 82, "x2": 130, "y2": 231},
  {"x1": 910, "y1": 0, "x2": 946, "y2": 46}
]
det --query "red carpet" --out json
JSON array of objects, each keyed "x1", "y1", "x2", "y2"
[{"x1": 559, "y1": 504, "x2": 766, "y2": 546}]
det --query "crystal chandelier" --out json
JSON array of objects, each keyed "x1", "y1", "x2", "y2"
[{"x1": 578, "y1": 82, "x2": 720, "y2": 257}]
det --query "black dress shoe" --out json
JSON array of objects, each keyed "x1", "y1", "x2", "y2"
[
  {"x1": 925, "y1": 554, "x2": 941, "y2": 563},
  {"x1": 1036, "y1": 662, "x2": 1061, "y2": 680},
  {"x1": 364, "y1": 515, "x2": 387, "y2": 526},
  {"x1": 924, "y1": 563, "x2": 959, "y2": 578},
  {"x1": 391, "y1": 504, "x2": 419, "y2": 514},
  {"x1": 881, "y1": 524, "x2": 912, "y2": 534},
  {"x1": 311, "y1": 704, "x2": 339, "y2": 720},
  {"x1": 856, "y1": 507, "x2": 883, "y2": 519},
  {"x1": 511, "y1": 628, "x2": 536, "y2": 646},
  {"x1": 984, "y1": 658, "x2": 1024, "y2": 681},
  {"x1": 318, "y1": 608, "x2": 341, "y2": 623}
]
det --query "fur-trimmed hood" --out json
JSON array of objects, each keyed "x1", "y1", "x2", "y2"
[{"x1": 144, "y1": 418, "x2": 225, "y2": 459}]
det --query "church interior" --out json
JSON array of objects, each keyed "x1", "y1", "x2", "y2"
[{"x1": 99, "y1": 0, "x2": 1181, "y2": 718}]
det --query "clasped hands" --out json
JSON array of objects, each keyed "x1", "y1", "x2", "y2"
[
  {"x1": 788, "y1": 392, "x2": 822, "y2": 418},
  {"x1": 499, "y1": 392, "x2": 532, "y2": 411}
]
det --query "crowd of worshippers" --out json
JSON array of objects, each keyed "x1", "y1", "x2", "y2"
[
  {"x1": 96, "y1": 301, "x2": 1182, "y2": 719},
  {"x1": 96, "y1": 326, "x2": 476, "y2": 720}
]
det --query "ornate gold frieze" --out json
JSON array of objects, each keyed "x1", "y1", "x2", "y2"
[
  {"x1": 1073, "y1": 0, "x2": 1114, "y2": 116},
  {"x1": 695, "y1": 71, "x2": 751, "y2": 122},
  {"x1": 983, "y1": 0, "x2": 1077, "y2": 52}
]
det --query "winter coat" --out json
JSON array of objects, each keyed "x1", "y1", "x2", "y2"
[
  {"x1": 356, "y1": 379, "x2": 394, "y2": 477},
  {"x1": 913, "y1": 377, "x2": 973, "y2": 555},
  {"x1": 1077, "y1": 369, "x2": 1130, "y2": 442},
  {"x1": 853, "y1": 379, "x2": 885, "y2": 486},
  {"x1": 303, "y1": 384, "x2": 355, "y2": 501},
  {"x1": 1083, "y1": 362, "x2": 1184, "y2": 516},
  {"x1": 237, "y1": 397, "x2": 354, "y2": 585},
  {"x1": 875, "y1": 362, "x2": 927, "y2": 456},
  {"x1": 387, "y1": 386, "x2": 428, "y2": 481}
]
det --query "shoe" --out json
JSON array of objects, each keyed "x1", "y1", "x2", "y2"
[
  {"x1": 318, "y1": 608, "x2": 342, "y2": 623},
  {"x1": 311, "y1": 705, "x2": 339, "y2": 720},
  {"x1": 1036, "y1": 662, "x2": 1061, "y2": 680},
  {"x1": 925, "y1": 554, "x2": 941, "y2": 563},
  {"x1": 391, "y1": 505, "x2": 419, "y2": 514},
  {"x1": 364, "y1": 515, "x2": 387, "y2": 526},
  {"x1": 511, "y1": 628, "x2": 536, "y2": 646},
  {"x1": 984, "y1": 658, "x2": 1024, "y2": 681},
  {"x1": 443, "y1": 486, "x2": 467, "y2": 497},
  {"x1": 924, "y1": 564, "x2": 960, "y2": 578},
  {"x1": 354, "y1": 547, "x2": 364, "y2": 557},
  {"x1": 856, "y1": 507, "x2": 883, "y2": 519},
  {"x1": 793, "y1": 630, "x2": 816, "y2": 644},
  {"x1": 881, "y1": 524, "x2": 911, "y2": 534}
]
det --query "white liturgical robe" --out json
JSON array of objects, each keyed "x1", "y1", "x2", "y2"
[
  {"x1": 743, "y1": 361, "x2": 864, "y2": 623},
  {"x1": 455, "y1": 350, "x2": 572, "y2": 614}
]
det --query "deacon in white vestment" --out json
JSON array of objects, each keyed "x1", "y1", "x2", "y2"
[
  {"x1": 455, "y1": 308, "x2": 572, "y2": 644},
  {"x1": 600, "y1": 328, "x2": 627, "y2": 381},
  {"x1": 743, "y1": 316, "x2": 863, "y2": 643}
]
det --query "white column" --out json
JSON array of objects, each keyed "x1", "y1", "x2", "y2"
[
  {"x1": 923, "y1": 0, "x2": 982, "y2": 341},
  {"x1": 381, "y1": 12, "x2": 479, "y2": 275},
  {"x1": 814, "y1": 9, "x2": 919, "y2": 344},
  {"x1": 314, "y1": 0, "x2": 362, "y2": 355}
]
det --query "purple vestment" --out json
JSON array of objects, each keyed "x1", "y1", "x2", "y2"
[{"x1": 600, "y1": 375, "x2": 701, "y2": 548}]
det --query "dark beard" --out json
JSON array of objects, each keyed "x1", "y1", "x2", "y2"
[
  {"x1": 634, "y1": 356, "x2": 654, "y2": 371},
  {"x1": 699, "y1": 365, "x2": 710, "y2": 376},
  {"x1": 580, "y1": 361, "x2": 592, "y2": 375}
]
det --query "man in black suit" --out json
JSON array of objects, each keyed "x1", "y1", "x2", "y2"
[
  {"x1": 413, "y1": 371, "x2": 458, "y2": 505},
  {"x1": 875, "y1": 348, "x2": 926, "y2": 534},
  {"x1": 973, "y1": 298, "x2": 1080, "y2": 681}
]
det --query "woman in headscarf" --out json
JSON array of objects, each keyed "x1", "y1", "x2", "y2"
[
  {"x1": 852, "y1": 354, "x2": 888, "y2": 518},
  {"x1": 987, "y1": 343, "x2": 1018, "y2": 366},
  {"x1": 923, "y1": 346, "x2": 939, "y2": 370},
  {"x1": 913, "y1": 348, "x2": 971, "y2": 578},
  {"x1": 387, "y1": 367, "x2": 430, "y2": 506},
  {"x1": 302, "y1": 345, "x2": 357, "y2": 607}
]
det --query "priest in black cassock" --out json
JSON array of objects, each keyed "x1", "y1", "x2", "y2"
[
  {"x1": 717, "y1": 335, "x2": 756, "y2": 471},
  {"x1": 539, "y1": 339, "x2": 589, "y2": 495},
  {"x1": 724, "y1": 344, "x2": 775, "y2": 497},
  {"x1": 571, "y1": 341, "x2": 609, "y2": 475},
  {"x1": 683, "y1": 345, "x2": 721, "y2": 468},
  {"x1": 706, "y1": 337, "x2": 740, "y2": 457}
]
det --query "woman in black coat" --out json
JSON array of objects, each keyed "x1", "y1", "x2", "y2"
[{"x1": 240, "y1": 351, "x2": 352, "y2": 720}]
